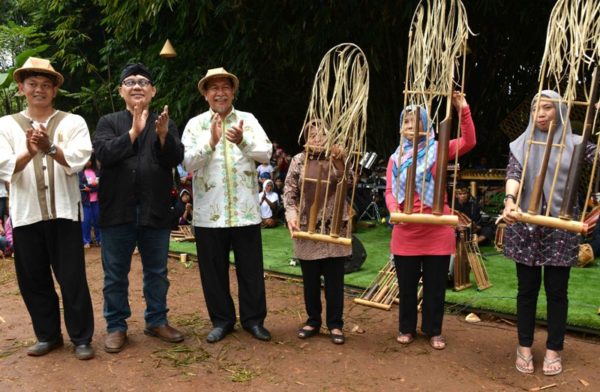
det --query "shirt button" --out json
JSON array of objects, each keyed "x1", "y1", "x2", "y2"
[{"x1": 42, "y1": 166, "x2": 46, "y2": 170}]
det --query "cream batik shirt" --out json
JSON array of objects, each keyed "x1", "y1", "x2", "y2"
[
  {"x1": 182, "y1": 108, "x2": 272, "y2": 228},
  {"x1": 0, "y1": 110, "x2": 92, "y2": 228}
]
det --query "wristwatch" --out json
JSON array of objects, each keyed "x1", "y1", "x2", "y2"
[{"x1": 46, "y1": 143, "x2": 58, "y2": 156}]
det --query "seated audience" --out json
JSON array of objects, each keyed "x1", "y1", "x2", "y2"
[{"x1": 258, "y1": 179, "x2": 279, "y2": 228}]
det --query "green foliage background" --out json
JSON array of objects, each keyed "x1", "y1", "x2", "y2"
[{"x1": 1, "y1": 0, "x2": 559, "y2": 165}]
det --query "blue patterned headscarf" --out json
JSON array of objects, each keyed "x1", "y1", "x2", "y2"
[{"x1": 390, "y1": 105, "x2": 437, "y2": 207}]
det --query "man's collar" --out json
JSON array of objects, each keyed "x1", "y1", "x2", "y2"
[
  {"x1": 209, "y1": 106, "x2": 236, "y2": 120},
  {"x1": 21, "y1": 109, "x2": 58, "y2": 125}
]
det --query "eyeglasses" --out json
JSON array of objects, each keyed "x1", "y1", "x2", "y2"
[{"x1": 122, "y1": 79, "x2": 152, "y2": 88}]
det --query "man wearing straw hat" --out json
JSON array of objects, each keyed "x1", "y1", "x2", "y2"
[
  {"x1": 182, "y1": 67, "x2": 273, "y2": 343},
  {"x1": 94, "y1": 63, "x2": 185, "y2": 353},
  {"x1": 0, "y1": 57, "x2": 95, "y2": 359}
]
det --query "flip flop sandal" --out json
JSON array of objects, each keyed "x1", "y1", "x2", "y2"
[
  {"x1": 297, "y1": 326, "x2": 319, "y2": 339},
  {"x1": 429, "y1": 335, "x2": 446, "y2": 350},
  {"x1": 543, "y1": 356, "x2": 562, "y2": 376},
  {"x1": 396, "y1": 333, "x2": 414, "y2": 345},
  {"x1": 516, "y1": 348, "x2": 534, "y2": 374}
]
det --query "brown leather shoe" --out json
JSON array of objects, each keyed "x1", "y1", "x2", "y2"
[
  {"x1": 104, "y1": 331, "x2": 127, "y2": 353},
  {"x1": 144, "y1": 324, "x2": 184, "y2": 343}
]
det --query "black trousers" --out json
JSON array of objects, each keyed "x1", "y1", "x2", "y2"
[
  {"x1": 516, "y1": 263, "x2": 570, "y2": 351},
  {"x1": 194, "y1": 225, "x2": 267, "y2": 329},
  {"x1": 394, "y1": 255, "x2": 450, "y2": 336},
  {"x1": 13, "y1": 219, "x2": 94, "y2": 345},
  {"x1": 299, "y1": 257, "x2": 345, "y2": 330}
]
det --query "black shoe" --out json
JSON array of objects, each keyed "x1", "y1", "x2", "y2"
[
  {"x1": 244, "y1": 325, "x2": 271, "y2": 341},
  {"x1": 74, "y1": 344, "x2": 95, "y2": 360},
  {"x1": 297, "y1": 326, "x2": 320, "y2": 339},
  {"x1": 206, "y1": 326, "x2": 233, "y2": 343},
  {"x1": 27, "y1": 337, "x2": 64, "y2": 356},
  {"x1": 329, "y1": 330, "x2": 345, "y2": 345}
]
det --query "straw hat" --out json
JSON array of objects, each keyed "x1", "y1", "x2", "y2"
[
  {"x1": 13, "y1": 57, "x2": 64, "y2": 87},
  {"x1": 197, "y1": 67, "x2": 239, "y2": 94}
]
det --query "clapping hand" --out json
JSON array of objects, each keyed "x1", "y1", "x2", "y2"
[
  {"x1": 226, "y1": 120, "x2": 244, "y2": 144},
  {"x1": 209, "y1": 113, "x2": 222, "y2": 149},
  {"x1": 131, "y1": 104, "x2": 149, "y2": 138},
  {"x1": 155, "y1": 105, "x2": 169, "y2": 144}
]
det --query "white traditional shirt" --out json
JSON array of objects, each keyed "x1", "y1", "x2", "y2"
[
  {"x1": 0, "y1": 179, "x2": 7, "y2": 198},
  {"x1": 0, "y1": 110, "x2": 92, "y2": 228},
  {"x1": 182, "y1": 107, "x2": 272, "y2": 227}
]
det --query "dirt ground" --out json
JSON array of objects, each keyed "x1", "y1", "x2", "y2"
[{"x1": 1, "y1": 247, "x2": 599, "y2": 392}]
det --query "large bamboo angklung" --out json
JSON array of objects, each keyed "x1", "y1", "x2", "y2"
[
  {"x1": 510, "y1": 0, "x2": 600, "y2": 234},
  {"x1": 559, "y1": 68, "x2": 600, "y2": 219},
  {"x1": 293, "y1": 43, "x2": 369, "y2": 246},
  {"x1": 389, "y1": 0, "x2": 470, "y2": 226}
]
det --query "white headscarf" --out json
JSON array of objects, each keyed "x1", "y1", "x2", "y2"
[{"x1": 509, "y1": 90, "x2": 580, "y2": 216}]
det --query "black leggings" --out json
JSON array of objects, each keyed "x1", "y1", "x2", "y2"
[
  {"x1": 299, "y1": 257, "x2": 345, "y2": 330},
  {"x1": 516, "y1": 263, "x2": 570, "y2": 351},
  {"x1": 394, "y1": 255, "x2": 450, "y2": 336}
]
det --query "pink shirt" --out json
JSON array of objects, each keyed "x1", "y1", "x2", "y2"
[
  {"x1": 385, "y1": 105, "x2": 476, "y2": 256},
  {"x1": 84, "y1": 168, "x2": 98, "y2": 203}
]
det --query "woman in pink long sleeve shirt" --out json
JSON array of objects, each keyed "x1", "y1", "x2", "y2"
[{"x1": 385, "y1": 91, "x2": 476, "y2": 349}]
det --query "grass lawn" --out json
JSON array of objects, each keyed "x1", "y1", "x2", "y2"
[{"x1": 170, "y1": 223, "x2": 600, "y2": 331}]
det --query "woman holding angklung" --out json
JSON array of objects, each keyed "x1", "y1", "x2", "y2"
[
  {"x1": 385, "y1": 91, "x2": 475, "y2": 350},
  {"x1": 502, "y1": 91, "x2": 597, "y2": 376},
  {"x1": 283, "y1": 120, "x2": 350, "y2": 345}
]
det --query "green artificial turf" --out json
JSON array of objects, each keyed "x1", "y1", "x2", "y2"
[{"x1": 170, "y1": 223, "x2": 600, "y2": 331}]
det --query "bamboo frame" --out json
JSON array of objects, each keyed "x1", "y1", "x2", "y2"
[
  {"x1": 512, "y1": 0, "x2": 600, "y2": 234},
  {"x1": 453, "y1": 229, "x2": 472, "y2": 291},
  {"x1": 354, "y1": 260, "x2": 425, "y2": 311},
  {"x1": 464, "y1": 234, "x2": 492, "y2": 291},
  {"x1": 389, "y1": 0, "x2": 471, "y2": 226},
  {"x1": 294, "y1": 43, "x2": 369, "y2": 246},
  {"x1": 353, "y1": 261, "x2": 399, "y2": 311}
]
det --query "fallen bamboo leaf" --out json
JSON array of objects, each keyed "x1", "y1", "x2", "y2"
[
  {"x1": 579, "y1": 379, "x2": 590, "y2": 387},
  {"x1": 500, "y1": 318, "x2": 516, "y2": 326},
  {"x1": 529, "y1": 383, "x2": 557, "y2": 391}
]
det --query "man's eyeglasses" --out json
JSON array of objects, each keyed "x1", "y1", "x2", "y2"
[{"x1": 122, "y1": 79, "x2": 152, "y2": 88}]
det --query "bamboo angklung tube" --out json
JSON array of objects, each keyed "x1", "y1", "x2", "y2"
[
  {"x1": 527, "y1": 122, "x2": 557, "y2": 214},
  {"x1": 432, "y1": 112, "x2": 452, "y2": 215},
  {"x1": 404, "y1": 107, "x2": 421, "y2": 214},
  {"x1": 559, "y1": 67, "x2": 600, "y2": 219}
]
